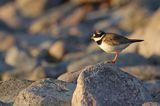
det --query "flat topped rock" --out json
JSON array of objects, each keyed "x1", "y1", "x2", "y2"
[
  {"x1": 0, "y1": 79, "x2": 33, "y2": 103},
  {"x1": 14, "y1": 78, "x2": 76, "y2": 106},
  {"x1": 72, "y1": 62, "x2": 153, "y2": 106}
]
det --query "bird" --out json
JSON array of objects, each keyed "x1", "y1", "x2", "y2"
[{"x1": 91, "y1": 30, "x2": 144, "y2": 64}]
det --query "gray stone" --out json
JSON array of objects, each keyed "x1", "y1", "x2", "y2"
[
  {"x1": 0, "y1": 79, "x2": 33, "y2": 103},
  {"x1": 72, "y1": 62, "x2": 152, "y2": 106},
  {"x1": 15, "y1": 0, "x2": 65, "y2": 17},
  {"x1": 0, "y1": 3, "x2": 20, "y2": 28},
  {"x1": 154, "y1": 93, "x2": 160, "y2": 103},
  {"x1": 71, "y1": 0, "x2": 105, "y2": 4},
  {"x1": 29, "y1": 2, "x2": 76, "y2": 34},
  {"x1": 5, "y1": 46, "x2": 35, "y2": 70},
  {"x1": 113, "y1": 2, "x2": 149, "y2": 32},
  {"x1": 1, "y1": 62, "x2": 67, "y2": 81},
  {"x1": 144, "y1": 80, "x2": 160, "y2": 96},
  {"x1": 0, "y1": 101, "x2": 12, "y2": 106},
  {"x1": 142, "y1": 102, "x2": 160, "y2": 106},
  {"x1": 58, "y1": 70, "x2": 81, "y2": 83},
  {"x1": 122, "y1": 65, "x2": 160, "y2": 80},
  {"x1": 67, "y1": 52, "x2": 113, "y2": 73},
  {"x1": 48, "y1": 40, "x2": 65, "y2": 60},
  {"x1": 44, "y1": 62, "x2": 68, "y2": 78},
  {"x1": 110, "y1": 0, "x2": 131, "y2": 7},
  {"x1": 67, "y1": 52, "x2": 148, "y2": 73},
  {"x1": 14, "y1": 78, "x2": 76, "y2": 106}
]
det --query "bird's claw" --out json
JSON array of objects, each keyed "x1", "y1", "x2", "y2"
[{"x1": 107, "y1": 61, "x2": 116, "y2": 64}]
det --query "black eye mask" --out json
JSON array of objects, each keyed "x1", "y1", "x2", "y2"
[{"x1": 94, "y1": 32, "x2": 105, "y2": 38}]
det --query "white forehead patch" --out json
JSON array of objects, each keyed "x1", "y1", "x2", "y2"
[{"x1": 94, "y1": 37, "x2": 102, "y2": 41}]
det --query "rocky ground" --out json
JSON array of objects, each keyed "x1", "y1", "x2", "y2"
[{"x1": 0, "y1": 0, "x2": 160, "y2": 106}]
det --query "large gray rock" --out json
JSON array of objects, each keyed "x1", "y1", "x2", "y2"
[
  {"x1": 14, "y1": 78, "x2": 76, "y2": 106},
  {"x1": 0, "y1": 79, "x2": 33, "y2": 103},
  {"x1": 59, "y1": 65, "x2": 160, "y2": 86},
  {"x1": 72, "y1": 62, "x2": 152, "y2": 106}
]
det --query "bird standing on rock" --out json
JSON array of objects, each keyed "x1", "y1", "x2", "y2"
[{"x1": 91, "y1": 30, "x2": 144, "y2": 64}]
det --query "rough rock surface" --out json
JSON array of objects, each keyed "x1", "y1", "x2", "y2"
[
  {"x1": 142, "y1": 102, "x2": 160, "y2": 106},
  {"x1": 72, "y1": 62, "x2": 152, "y2": 106},
  {"x1": 144, "y1": 80, "x2": 160, "y2": 96},
  {"x1": 14, "y1": 78, "x2": 76, "y2": 106},
  {"x1": 0, "y1": 79, "x2": 33, "y2": 103}
]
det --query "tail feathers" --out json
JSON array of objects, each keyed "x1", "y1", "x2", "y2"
[{"x1": 130, "y1": 39, "x2": 144, "y2": 43}]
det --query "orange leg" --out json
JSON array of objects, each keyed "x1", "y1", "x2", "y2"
[{"x1": 108, "y1": 51, "x2": 119, "y2": 64}]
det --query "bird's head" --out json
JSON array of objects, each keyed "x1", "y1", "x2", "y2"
[{"x1": 91, "y1": 30, "x2": 106, "y2": 41}]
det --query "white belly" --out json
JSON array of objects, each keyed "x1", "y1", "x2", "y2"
[{"x1": 99, "y1": 42, "x2": 129, "y2": 53}]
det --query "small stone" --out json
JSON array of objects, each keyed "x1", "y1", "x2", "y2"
[
  {"x1": 14, "y1": 78, "x2": 76, "y2": 106},
  {"x1": 0, "y1": 101, "x2": 12, "y2": 106},
  {"x1": 142, "y1": 102, "x2": 160, "y2": 106},
  {"x1": 28, "y1": 66, "x2": 46, "y2": 81},
  {"x1": 48, "y1": 41, "x2": 65, "y2": 60},
  {"x1": 15, "y1": 0, "x2": 46, "y2": 17},
  {"x1": 5, "y1": 46, "x2": 35, "y2": 70},
  {"x1": 71, "y1": 0, "x2": 107, "y2": 4},
  {"x1": 0, "y1": 3, "x2": 20, "y2": 28},
  {"x1": 58, "y1": 70, "x2": 81, "y2": 83}
]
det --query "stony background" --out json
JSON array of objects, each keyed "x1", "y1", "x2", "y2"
[{"x1": 0, "y1": 0, "x2": 160, "y2": 106}]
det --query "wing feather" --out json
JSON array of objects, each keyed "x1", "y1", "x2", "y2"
[{"x1": 103, "y1": 33, "x2": 131, "y2": 45}]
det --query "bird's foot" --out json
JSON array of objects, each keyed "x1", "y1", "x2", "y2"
[{"x1": 107, "y1": 61, "x2": 116, "y2": 64}]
